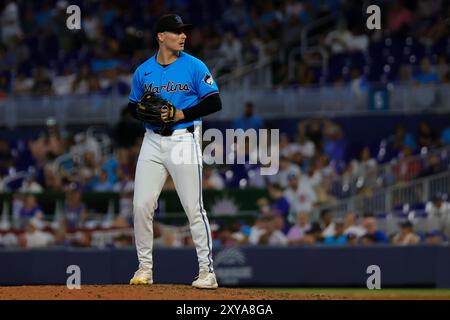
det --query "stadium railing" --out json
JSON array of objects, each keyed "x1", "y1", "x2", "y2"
[
  {"x1": 329, "y1": 145, "x2": 450, "y2": 199},
  {"x1": 313, "y1": 170, "x2": 450, "y2": 235},
  {"x1": 1, "y1": 83, "x2": 449, "y2": 127}
]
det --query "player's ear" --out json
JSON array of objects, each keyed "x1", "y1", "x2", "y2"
[{"x1": 157, "y1": 32, "x2": 164, "y2": 43}]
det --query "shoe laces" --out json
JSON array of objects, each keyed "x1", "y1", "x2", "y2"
[
  {"x1": 196, "y1": 271, "x2": 212, "y2": 280},
  {"x1": 135, "y1": 267, "x2": 151, "y2": 277}
]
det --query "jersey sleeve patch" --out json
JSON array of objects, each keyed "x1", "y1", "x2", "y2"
[{"x1": 203, "y1": 73, "x2": 214, "y2": 87}]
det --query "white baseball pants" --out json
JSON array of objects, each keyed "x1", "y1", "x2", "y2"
[{"x1": 133, "y1": 126, "x2": 214, "y2": 274}]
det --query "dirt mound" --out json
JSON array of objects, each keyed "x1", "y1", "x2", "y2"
[
  {"x1": 0, "y1": 285, "x2": 333, "y2": 300},
  {"x1": 0, "y1": 285, "x2": 448, "y2": 300}
]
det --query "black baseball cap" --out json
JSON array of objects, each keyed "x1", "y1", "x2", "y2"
[{"x1": 155, "y1": 14, "x2": 193, "y2": 33}]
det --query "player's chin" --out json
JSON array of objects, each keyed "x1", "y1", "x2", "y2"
[{"x1": 178, "y1": 44, "x2": 185, "y2": 50}]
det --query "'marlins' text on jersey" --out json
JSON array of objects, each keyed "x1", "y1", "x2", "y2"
[{"x1": 144, "y1": 81, "x2": 190, "y2": 94}]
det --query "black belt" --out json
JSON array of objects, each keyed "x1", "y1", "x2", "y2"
[{"x1": 152, "y1": 125, "x2": 195, "y2": 136}]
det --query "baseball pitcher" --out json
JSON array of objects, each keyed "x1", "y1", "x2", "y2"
[{"x1": 127, "y1": 14, "x2": 222, "y2": 289}]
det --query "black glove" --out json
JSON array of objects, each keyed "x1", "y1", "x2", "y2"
[{"x1": 136, "y1": 92, "x2": 176, "y2": 127}]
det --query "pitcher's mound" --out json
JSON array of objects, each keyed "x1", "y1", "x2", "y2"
[
  {"x1": 0, "y1": 284, "x2": 331, "y2": 300},
  {"x1": 1, "y1": 285, "x2": 447, "y2": 300}
]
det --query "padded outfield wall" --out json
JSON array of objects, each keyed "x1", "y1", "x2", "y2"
[{"x1": 0, "y1": 245, "x2": 449, "y2": 288}]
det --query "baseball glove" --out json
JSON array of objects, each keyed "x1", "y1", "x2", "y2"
[{"x1": 136, "y1": 91, "x2": 176, "y2": 126}]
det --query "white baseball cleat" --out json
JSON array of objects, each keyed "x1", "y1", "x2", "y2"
[
  {"x1": 129, "y1": 268, "x2": 153, "y2": 285},
  {"x1": 192, "y1": 271, "x2": 219, "y2": 289}
]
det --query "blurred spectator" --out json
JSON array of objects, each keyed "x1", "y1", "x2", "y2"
[
  {"x1": 417, "y1": 121, "x2": 438, "y2": 149},
  {"x1": 301, "y1": 119, "x2": 323, "y2": 149},
  {"x1": 43, "y1": 164, "x2": 64, "y2": 192},
  {"x1": 294, "y1": 62, "x2": 315, "y2": 87},
  {"x1": 71, "y1": 231, "x2": 92, "y2": 247},
  {"x1": 19, "y1": 175, "x2": 43, "y2": 193},
  {"x1": 284, "y1": 171, "x2": 317, "y2": 222},
  {"x1": 12, "y1": 72, "x2": 33, "y2": 95},
  {"x1": 397, "y1": 65, "x2": 413, "y2": 84},
  {"x1": 0, "y1": 231, "x2": 18, "y2": 247},
  {"x1": 54, "y1": 67, "x2": 76, "y2": 96},
  {"x1": 296, "y1": 124, "x2": 316, "y2": 159},
  {"x1": 389, "y1": 125, "x2": 417, "y2": 157},
  {"x1": 63, "y1": 186, "x2": 88, "y2": 229},
  {"x1": 279, "y1": 133, "x2": 296, "y2": 159},
  {"x1": 387, "y1": 0, "x2": 413, "y2": 34},
  {"x1": 21, "y1": 218, "x2": 54, "y2": 249},
  {"x1": 203, "y1": 167, "x2": 225, "y2": 190},
  {"x1": 349, "y1": 67, "x2": 368, "y2": 96},
  {"x1": 324, "y1": 19, "x2": 351, "y2": 54},
  {"x1": 346, "y1": 25, "x2": 369, "y2": 52},
  {"x1": 218, "y1": 32, "x2": 243, "y2": 74},
  {"x1": 302, "y1": 163, "x2": 322, "y2": 192},
  {"x1": 153, "y1": 225, "x2": 183, "y2": 248},
  {"x1": 29, "y1": 117, "x2": 67, "y2": 166},
  {"x1": 360, "y1": 233, "x2": 378, "y2": 245},
  {"x1": 361, "y1": 216, "x2": 389, "y2": 244},
  {"x1": 300, "y1": 222, "x2": 323, "y2": 244},
  {"x1": 319, "y1": 209, "x2": 335, "y2": 237},
  {"x1": 114, "y1": 148, "x2": 135, "y2": 181},
  {"x1": 30, "y1": 66, "x2": 54, "y2": 95},
  {"x1": 215, "y1": 224, "x2": 237, "y2": 248},
  {"x1": 343, "y1": 212, "x2": 366, "y2": 237},
  {"x1": 441, "y1": 126, "x2": 450, "y2": 146},
  {"x1": 267, "y1": 183, "x2": 290, "y2": 222},
  {"x1": 1, "y1": 1, "x2": 23, "y2": 46},
  {"x1": 0, "y1": 139, "x2": 13, "y2": 177},
  {"x1": 426, "y1": 194, "x2": 450, "y2": 237},
  {"x1": 419, "y1": 154, "x2": 444, "y2": 178},
  {"x1": 323, "y1": 219, "x2": 347, "y2": 245},
  {"x1": 232, "y1": 102, "x2": 264, "y2": 131},
  {"x1": 351, "y1": 146, "x2": 378, "y2": 192},
  {"x1": 114, "y1": 168, "x2": 134, "y2": 193},
  {"x1": 392, "y1": 221, "x2": 420, "y2": 245},
  {"x1": 346, "y1": 232, "x2": 359, "y2": 246},
  {"x1": 91, "y1": 169, "x2": 115, "y2": 192},
  {"x1": 0, "y1": 72, "x2": 9, "y2": 97},
  {"x1": 17, "y1": 194, "x2": 44, "y2": 229},
  {"x1": 78, "y1": 150, "x2": 99, "y2": 190},
  {"x1": 394, "y1": 146, "x2": 422, "y2": 181},
  {"x1": 71, "y1": 65, "x2": 92, "y2": 94},
  {"x1": 322, "y1": 121, "x2": 346, "y2": 163},
  {"x1": 249, "y1": 214, "x2": 288, "y2": 246},
  {"x1": 414, "y1": 58, "x2": 439, "y2": 85},
  {"x1": 269, "y1": 155, "x2": 301, "y2": 188},
  {"x1": 287, "y1": 211, "x2": 311, "y2": 244},
  {"x1": 424, "y1": 230, "x2": 447, "y2": 245},
  {"x1": 112, "y1": 233, "x2": 134, "y2": 248}
]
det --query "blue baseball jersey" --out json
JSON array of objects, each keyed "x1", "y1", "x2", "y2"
[{"x1": 129, "y1": 51, "x2": 219, "y2": 130}]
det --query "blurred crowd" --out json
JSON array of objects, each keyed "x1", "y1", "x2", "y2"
[
  {"x1": 1, "y1": 104, "x2": 450, "y2": 197},
  {"x1": 214, "y1": 205, "x2": 450, "y2": 248},
  {"x1": 1, "y1": 190, "x2": 448, "y2": 249},
  {"x1": 1, "y1": 105, "x2": 450, "y2": 249},
  {"x1": 1, "y1": 0, "x2": 450, "y2": 98}
]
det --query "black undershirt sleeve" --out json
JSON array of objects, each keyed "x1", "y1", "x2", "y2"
[
  {"x1": 127, "y1": 101, "x2": 139, "y2": 120},
  {"x1": 180, "y1": 93, "x2": 222, "y2": 123},
  {"x1": 127, "y1": 92, "x2": 222, "y2": 123}
]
